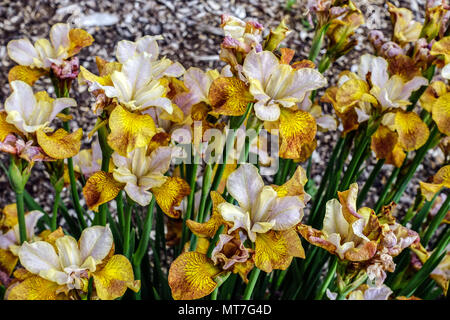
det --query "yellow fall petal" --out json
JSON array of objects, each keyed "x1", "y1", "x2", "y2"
[
  {"x1": 0, "y1": 112, "x2": 20, "y2": 142},
  {"x1": 430, "y1": 36, "x2": 450, "y2": 65},
  {"x1": 67, "y1": 28, "x2": 94, "y2": 57},
  {"x1": 434, "y1": 165, "x2": 450, "y2": 187},
  {"x1": 0, "y1": 249, "x2": 18, "y2": 276},
  {"x1": 419, "y1": 181, "x2": 443, "y2": 201},
  {"x1": 82, "y1": 171, "x2": 124, "y2": 212},
  {"x1": 432, "y1": 93, "x2": 450, "y2": 136},
  {"x1": 93, "y1": 254, "x2": 140, "y2": 300},
  {"x1": 394, "y1": 111, "x2": 430, "y2": 151},
  {"x1": 420, "y1": 81, "x2": 447, "y2": 113},
  {"x1": 208, "y1": 77, "x2": 254, "y2": 116},
  {"x1": 6, "y1": 275, "x2": 68, "y2": 300},
  {"x1": 168, "y1": 251, "x2": 221, "y2": 300},
  {"x1": 1, "y1": 203, "x2": 18, "y2": 230},
  {"x1": 8, "y1": 65, "x2": 47, "y2": 86},
  {"x1": 254, "y1": 229, "x2": 304, "y2": 273},
  {"x1": 151, "y1": 177, "x2": 191, "y2": 219},
  {"x1": 79, "y1": 66, "x2": 113, "y2": 86},
  {"x1": 37, "y1": 128, "x2": 83, "y2": 159},
  {"x1": 279, "y1": 108, "x2": 317, "y2": 159},
  {"x1": 336, "y1": 79, "x2": 376, "y2": 113},
  {"x1": 107, "y1": 105, "x2": 157, "y2": 156}
]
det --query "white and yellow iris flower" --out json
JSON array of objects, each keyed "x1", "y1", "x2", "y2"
[{"x1": 242, "y1": 50, "x2": 327, "y2": 121}]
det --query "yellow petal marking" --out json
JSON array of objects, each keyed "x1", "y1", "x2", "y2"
[
  {"x1": 107, "y1": 105, "x2": 157, "y2": 156},
  {"x1": 168, "y1": 252, "x2": 220, "y2": 300},
  {"x1": 151, "y1": 177, "x2": 191, "y2": 219},
  {"x1": 208, "y1": 77, "x2": 254, "y2": 116},
  {"x1": 93, "y1": 254, "x2": 140, "y2": 300}
]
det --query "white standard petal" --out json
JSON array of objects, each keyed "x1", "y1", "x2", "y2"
[
  {"x1": 242, "y1": 50, "x2": 279, "y2": 87},
  {"x1": 55, "y1": 236, "x2": 82, "y2": 269},
  {"x1": 24, "y1": 210, "x2": 44, "y2": 241},
  {"x1": 136, "y1": 35, "x2": 163, "y2": 59},
  {"x1": 323, "y1": 199, "x2": 349, "y2": 238},
  {"x1": 7, "y1": 39, "x2": 39, "y2": 66},
  {"x1": 18, "y1": 241, "x2": 61, "y2": 275},
  {"x1": 4, "y1": 80, "x2": 37, "y2": 133},
  {"x1": 183, "y1": 67, "x2": 214, "y2": 104},
  {"x1": 226, "y1": 163, "x2": 264, "y2": 212},
  {"x1": 147, "y1": 146, "x2": 173, "y2": 175},
  {"x1": 116, "y1": 40, "x2": 137, "y2": 63},
  {"x1": 50, "y1": 23, "x2": 70, "y2": 51},
  {"x1": 398, "y1": 76, "x2": 428, "y2": 101},
  {"x1": 122, "y1": 52, "x2": 153, "y2": 94},
  {"x1": 358, "y1": 54, "x2": 389, "y2": 88},
  {"x1": 363, "y1": 285, "x2": 393, "y2": 300},
  {"x1": 50, "y1": 98, "x2": 77, "y2": 122},
  {"x1": 79, "y1": 225, "x2": 113, "y2": 263},
  {"x1": 0, "y1": 229, "x2": 17, "y2": 249},
  {"x1": 268, "y1": 196, "x2": 304, "y2": 231},
  {"x1": 251, "y1": 186, "x2": 278, "y2": 223}
]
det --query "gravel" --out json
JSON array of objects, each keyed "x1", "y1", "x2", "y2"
[{"x1": 0, "y1": 0, "x2": 444, "y2": 223}]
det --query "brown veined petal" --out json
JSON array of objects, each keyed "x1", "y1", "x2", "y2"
[
  {"x1": 420, "y1": 81, "x2": 447, "y2": 113},
  {"x1": 434, "y1": 165, "x2": 450, "y2": 187},
  {"x1": 37, "y1": 128, "x2": 83, "y2": 159},
  {"x1": 82, "y1": 171, "x2": 124, "y2": 212},
  {"x1": 148, "y1": 132, "x2": 171, "y2": 154},
  {"x1": 296, "y1": 224, "x2": 337, "y2": 255},
  {"x1": 95, "y1": 56, "x2": 122, "y2": 77},
  {"x1": 67, "y1": 28, "x2": 94, "y2": 57},
  {"x1": 273, "y1": 165, "x2": 309, "y2": 202},
  {"x1": 93, "y1": 254, "x2": 140, "y2": 300},
  {"x1": 8, "y1": 65, "x2": 47, "y2": 86},
  {"x1": 344, "y1": 241, "x2": 378, "y2": 262},
  {"x1": 5, "y1": 275, "x2": 68, "y2": 300},
  {"x1": 279, "y1": 108, "x2": 317, "y2": 159},
  {"x1": 151, "y1": 177, "x2": 191, "y2": 219},
  {"x1": 336, "y1": 79, "x2": 375, "y2": 113},
  {"x1": 279, "y1": 48, "x2": 295, "y2": 65},
  {"x1": 232, "y1": 259, "x2": 255, "y2": 283},
  {"x1": 370, "y1": 122, "x2": 406, "y2": 167},
  {"x1": 208, "y1": 77, "x2": 254, "y2": 116},
  {"x1": 291, "y1": 59, "x2": 315, "y2": 70},
  {"x1": 254, "y1": 229, "x2": 304, "y2": 273},
  {"x1": 187, "y1": 213, "x2": 226, "y2": 238},
  {"x1": 168, "y1": 251, "x2": 221, "y2": 300},
  {"x1": 159, "y1": 104, "x2": 185, "y2": 123},
  {"x1": 0, "y1": 112, "x2": 21, "y2": 142},
  {"x1": 337, "y1": 183, "x2": 361, "y2": 223},
  {"x1": 0, "y1": 249, "x2": 18, "y2": 276},
  {"x1": 387, "y1": 55, "x2": 422, "y2": 82},
  {"x1": 394, "y1": 111, "x2": 430, "y2": 151},
  {"x1": 40, "y1": 227, "x2": 65, "y2": 249},
  {"x1": 107, "y1": 105, "x2": 157, "y2": 156},
  {"x1": 432, "y1": 93, "x2": 450, "y2": 136}
]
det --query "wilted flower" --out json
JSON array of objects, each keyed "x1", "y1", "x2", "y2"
[
  {"x1": 326, "y1": 284, "x2": 393, "y2": 300},
  {"x1": 419, "y1": 165, "x2": 450, "y2": 200},
  {"x1": 387, "y1": 2, "x2": 423, "y2": 45}
]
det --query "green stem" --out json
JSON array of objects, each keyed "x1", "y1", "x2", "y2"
[
  {"x1": 116, "y1": 191, "x2": 125, "y2": 234},
  {"x1": 315, "y1": 256, "x2": 338, "y2": 300},
  {"x1": 123, "y1": 197, "x2": 135, "y2": 259},
  {"x1": 411, "y1": 193, "x2": 440, "y2": 231},
  {"x1": 421, "y1": 195, "x2": 450, "y2": 246},
  {"x1": 15, "y1": 190, "x2": 27, "y2": 244},
  {"x1": 97, "y1": 125, "x2": 113, "y2": 226},
  {"x1": 357, "y1": 159, "x2": 384, "y2": 207},
  {"x1": 179, "y1": 160, "x2": 198, "y2": 254},
  {"x1": 242, "y1": 268, "x2": 261, "y2": 300},
  {"x1": 51, "y1": 190, "x2": 61, "y2": 231}
]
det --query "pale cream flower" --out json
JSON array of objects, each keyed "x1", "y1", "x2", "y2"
[
  {"x1": 4, "y1": 80, "x2": 76, "y2": 134},
  {"x1": 88, "y1": 36, "x2": 185, "y2": 113},
  {"x1": 18, "y1": 225, "x2": 113, "y2": 290},
  {"x1": 242, "y1": 50, "x2": 327, "y2": 121},
  {"x1": 112, "y1": 146, "x2": 173, "y2": 206},
  {"x1": 72, "y1": 138, "x2": 102, "y2": 177},
  {"x1": 218, "y1": 164, "x2": 305, "y2": 242},
  {"x1": 326, "y1": 285, "x2": 393, "y2": 300}
]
